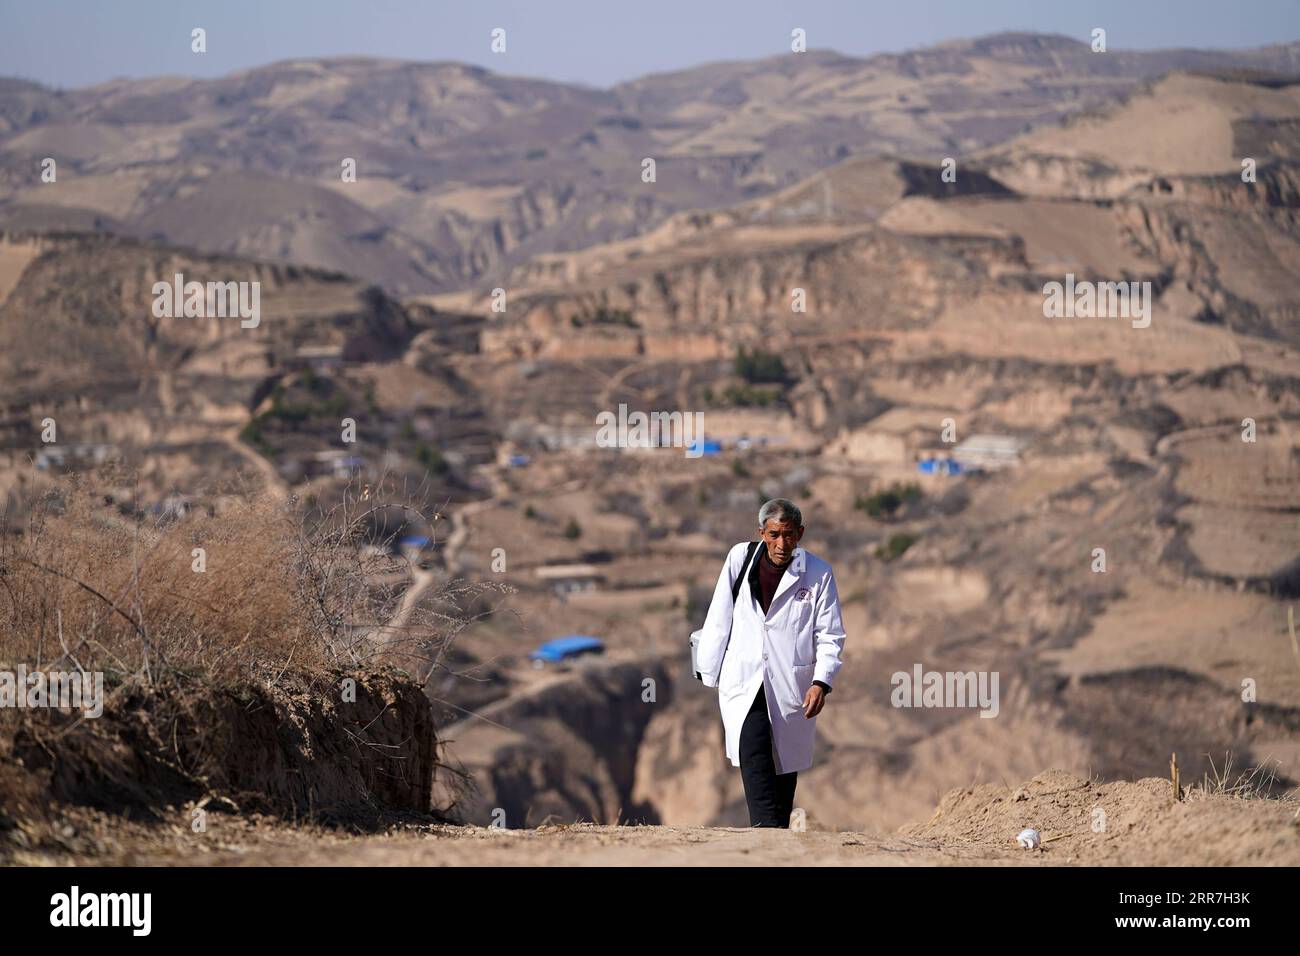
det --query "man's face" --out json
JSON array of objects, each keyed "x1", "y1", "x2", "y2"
[{"x1": 761, "y1": 518, "x2": 804, "y2": 565}]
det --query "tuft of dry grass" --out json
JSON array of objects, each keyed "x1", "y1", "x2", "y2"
[
  {"x1": 0, "y1": 470, "x2": 510, "y2": 689},
  {"x1": 1189, "y1": 752, "x2": 1296, "y2": 802}
]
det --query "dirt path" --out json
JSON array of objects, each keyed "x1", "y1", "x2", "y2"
[
  {"x1": 581, "y1": 357, "x2": 655, "y2": 410},
  {"x1": 12, "y1": 768, "x2": 1299, "y2": 867},
  {"x1": 380, "y1": 565, "x2": 438, "y2": 639},
  {"x1": 40, "y1": 819, "x2": 1035, "y2": 867},
  {"x1": 442, "y1": 471, "x2": 504, "y2": 573},
  {"x1": 197, "y1": 825, "x2": 1022, "y2": 866},
  {"x1": 221, "y1": 425, "x2": 292, "y2": 501},
  {"x1": 442, "y1": 470, "x2": 585, "y2": 574}
]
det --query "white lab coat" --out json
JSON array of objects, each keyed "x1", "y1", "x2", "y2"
[{"x1": 696, "y1": 541, "x2": 847, "y2": 774}]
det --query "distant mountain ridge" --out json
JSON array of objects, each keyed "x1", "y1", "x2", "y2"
[{"x1": 0, "y1": 31, "x2": 1298, "y2": 295}]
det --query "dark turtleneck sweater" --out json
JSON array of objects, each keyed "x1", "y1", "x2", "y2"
[
  {"x1": 756, "y1": 547, "x2": 787, "y2": 615},
  {"x1": 748, "y1": 544, "x2": 831, "y2": 695}
]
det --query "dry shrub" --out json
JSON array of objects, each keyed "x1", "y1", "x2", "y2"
[
  {"x1": 0, "y1": 472, "x2": 510, "y2": 687},
  {"x1": 0, "y1": 471, "x2": 514, "y2": 831},
  {"x1": 1, "y1": 479, "x2": 316, "y2": 682}
]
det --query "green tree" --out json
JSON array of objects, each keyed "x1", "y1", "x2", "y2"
[
  {"x1": 735, "y1": 346, "x2": 788, "y2": 385},
  {"x1": 855, "y1": 483, "x2": 921, "y2": 519},
  {"x1": 875, "y1": 533, "x2": 917, "y2": 562}
]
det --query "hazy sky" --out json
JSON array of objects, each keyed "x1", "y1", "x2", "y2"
[{"x1": 2, "y1": 0, "x2": 1298, "y2": 90}]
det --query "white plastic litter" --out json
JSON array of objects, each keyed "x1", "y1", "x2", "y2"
[{"x1": 1016, "y1": 828, "x2": 1041, "y2": 849}]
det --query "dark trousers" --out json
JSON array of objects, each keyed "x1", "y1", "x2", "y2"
[{"x1": 739, "y1": 683, "x2": 798, "y2": 827}]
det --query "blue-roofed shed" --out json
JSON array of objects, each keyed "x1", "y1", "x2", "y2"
[{"x1": 529, "y1": 635, "x2": 605, "y2": 663}]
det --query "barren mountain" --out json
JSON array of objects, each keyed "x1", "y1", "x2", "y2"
[
  {"x1": 3, "y1": 34, "x2": 1300, "y2": 294},
  {"x1": 0, "y1": 230, "x2": 491, "y2": 506}
]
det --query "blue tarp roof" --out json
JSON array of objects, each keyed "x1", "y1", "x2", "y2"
[
  {"x1": 529, "y1": 635, "x2": 605, "y2": 661},
  {"x1": 918, "y1": 457, "x2": 964, "y2": 475}
]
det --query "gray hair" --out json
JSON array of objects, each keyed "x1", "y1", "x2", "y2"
[{"x1": 758, "y1": 497, "x2": 803, "y2": 530}]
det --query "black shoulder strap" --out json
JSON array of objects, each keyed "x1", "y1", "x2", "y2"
[{"x1": 731, "y1": 541, "x2": 761, "y2": 604}]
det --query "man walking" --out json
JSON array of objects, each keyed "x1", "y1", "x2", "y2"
[{"x1": 695, "y1": 498, "x2": 847, "y2": 827}]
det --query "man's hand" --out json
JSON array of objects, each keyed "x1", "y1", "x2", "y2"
[{"x1": 802, "y1": 683, "x2": 826, "y2": 719}]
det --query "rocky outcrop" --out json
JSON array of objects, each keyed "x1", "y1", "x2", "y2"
[{"x1": 1, "y1": 668, "x2": 437, "y2": 825}]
